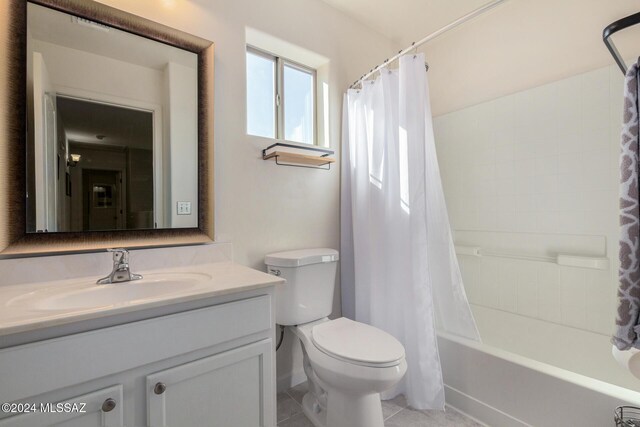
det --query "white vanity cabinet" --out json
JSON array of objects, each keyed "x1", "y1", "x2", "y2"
[{"x1": 0, "y1": 289, "x2": 276, "y2": 427}]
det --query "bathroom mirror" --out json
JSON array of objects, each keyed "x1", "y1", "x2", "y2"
[{"x1": 0, "y1": 0, "x2": 214, "y2": 256}]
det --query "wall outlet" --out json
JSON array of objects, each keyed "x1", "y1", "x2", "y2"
[{"x1": 177, "y1": 201, "x2": 191, "y2": 215}]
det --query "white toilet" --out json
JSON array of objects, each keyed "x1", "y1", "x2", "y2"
[{"x1": 265, "y1": 248, "x2": 407, "y2": 427}]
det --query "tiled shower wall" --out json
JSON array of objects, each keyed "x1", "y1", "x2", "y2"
[{"x1": 433, "y1": 64, "x2": 624, "y2": 336}]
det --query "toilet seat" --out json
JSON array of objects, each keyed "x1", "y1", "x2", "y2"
[{"x1": 311, "y1": 318, "x2": 405, "y2": 368}]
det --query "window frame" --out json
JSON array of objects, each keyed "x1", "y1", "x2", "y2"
[
  {"x1": 245, "y1": 46, "x2": 277, "y2": 139},
  {"x1": 246, "y1": 45, "x2": 317, "y2": 145}
]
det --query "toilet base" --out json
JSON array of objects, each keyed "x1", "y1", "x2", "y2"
[
  {"x1": 301, "y1": 390, "x2": 384, "y2": 427},
  {"x1": 302, "y1": 393, "x2": 326, "y2": 427}
]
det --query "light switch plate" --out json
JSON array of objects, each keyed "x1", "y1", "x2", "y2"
[{"x1": 177, "y1": 201, "x2": 191, "y2": 215}]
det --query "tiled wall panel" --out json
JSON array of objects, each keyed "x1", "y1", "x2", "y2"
[{"x1": 434, "y1": 64, "x2": 624, "y2": 336}]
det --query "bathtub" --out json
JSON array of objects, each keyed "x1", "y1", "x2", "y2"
[{"x1": 438, "y1": 305, "x2": 640, "y2": 426}]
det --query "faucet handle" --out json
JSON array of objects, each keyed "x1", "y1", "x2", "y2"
[{"x1": 107, "y1": 248, "x2": 129, "y2": 263}]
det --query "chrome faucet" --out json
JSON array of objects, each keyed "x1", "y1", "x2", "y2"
[{"x1": 97, "y1": 248, "x2": 143, "y2": 285}]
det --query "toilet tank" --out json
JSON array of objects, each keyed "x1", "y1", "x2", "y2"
[{"x1": 265, "y1": 248, "x2": 339, "y2": 325}]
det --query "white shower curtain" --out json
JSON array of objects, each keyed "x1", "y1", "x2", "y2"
[{"x1": 340, "y1": 54, "x2": 480, "y2": 410}]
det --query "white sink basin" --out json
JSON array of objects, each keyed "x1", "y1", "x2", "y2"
[{"x1": 7, "y1": 273, "x2": 212, "y2": 311}]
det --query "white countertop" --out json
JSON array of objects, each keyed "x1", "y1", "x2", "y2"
[{"x1": 0, "y1": 261, "x2": 283, "y2": 338}]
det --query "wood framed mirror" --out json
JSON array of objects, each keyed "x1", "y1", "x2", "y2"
[{"x1": 0, "y1": 0, "x2": 214, "y2": 257}]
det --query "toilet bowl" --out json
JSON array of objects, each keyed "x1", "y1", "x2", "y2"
[
  {"x1": 291, "y1": 318, "x2": 407, "y2": 427},
  {"x1": 264, "y1": 248, "x2": 407, "y2": 427}
]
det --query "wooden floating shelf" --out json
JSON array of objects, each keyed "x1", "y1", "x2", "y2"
[
  {"x1": 262, "y1": 142, "x2": 335, "y2": 170},
  {"x1": 263, "y1": 151, "x2": 336, "y2": 167}
]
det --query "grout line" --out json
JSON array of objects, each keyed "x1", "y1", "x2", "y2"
[
  {"x1": 278, "y1": 412, "x2": 310, "y2": 427},
  {"x1": 285, "y1": 389, "x2": 304, "y2": 407},
  {"x1": 280, "y1": 392, "x2": 483, "y2": 427},
  {"x1": 277, "y1": 391, "x2": 304, "y2": 425},
  {"x1": 386, "y1": 408, "x2": 407, "y2": 423},
  {"x1": 382, "y1": 396, "x2": 408, "y2": 420},
  {"x1": 385, "y1": 404, "x2": 484, "y2": 426},
  {"x1": 384, "y1": 407, "x2": 405, "y2": 421}
]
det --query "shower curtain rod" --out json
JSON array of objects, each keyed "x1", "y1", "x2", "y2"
[{"x1": 349, "y1": 0, "x2": 508, "y2": 89}]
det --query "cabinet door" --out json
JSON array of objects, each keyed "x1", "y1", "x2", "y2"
[
  {"x1": 147, "y1": 339, "x2": 274, "y2": 427},
  {"x1": 0, "y1": 385, "x2": 123, "y2": 427}
]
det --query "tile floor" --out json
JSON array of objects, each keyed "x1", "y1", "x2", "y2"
[{"x1": 277, "y1": 382, "x2": 484, "y2": 427}]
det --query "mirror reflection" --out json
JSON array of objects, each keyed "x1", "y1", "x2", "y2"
[{"x1": 26, "y1": 2, "x2": 198, "y2": 233}]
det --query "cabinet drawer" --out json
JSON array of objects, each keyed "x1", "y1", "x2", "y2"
[
  {"x1": 0, "y1": 385, "x2": 123, "y2": 427},
  {"x1": 0, "y1": 295, "x2": 271, "y2": 403}
]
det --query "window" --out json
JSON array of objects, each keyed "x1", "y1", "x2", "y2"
[
  {"x1": 246, "y1": 48, "x2": 276, "y2": 139},
  {"x1": 246, "y1": 46, "x2": 316, "y2": 144}
]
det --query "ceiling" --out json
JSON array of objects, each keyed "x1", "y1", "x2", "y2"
[
  {"x1": 319, "y1": 0, "x2": 490, "y2": 47},
  {"x1": 28, "y1": 2, "x2": 196, "y2": 71},
  {"x1": 57, "y1": 97, "x2": 153, "y2": 150},
  {"x1": 420, "y1": 0, "x2": 640, "y2": 115}
]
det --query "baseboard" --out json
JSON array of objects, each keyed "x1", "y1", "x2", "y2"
[
  {"x1": 277, "y1": 369, "x2": 307, "y2": 393},
  {"x1": 444, "y1": 385, "x2": 531, "y2": 427}
]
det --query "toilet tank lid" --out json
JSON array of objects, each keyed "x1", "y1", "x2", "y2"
[{"x1": 264, "y1": 248, "x2": 339, "y2": 267}]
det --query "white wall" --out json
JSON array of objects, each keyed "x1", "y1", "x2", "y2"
[
  {"x1": 163, "y1": 62, "x2": 198, "y2": 228},
  {"x1": 434, "y1": 63, "x2": 623, "y2": 337},
  {"x1": 33, "y1": 40, "x2": 164, "y2": 106},
  {"x1": 68, "y1": 0, "x2": 394, "y2": 389}
]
